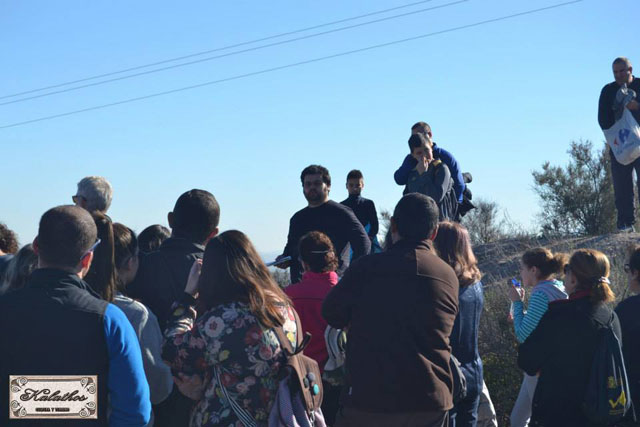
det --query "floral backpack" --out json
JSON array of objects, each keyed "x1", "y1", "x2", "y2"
[{"x1": 215, "y1": 308, "x2": 326, "y2": 427}]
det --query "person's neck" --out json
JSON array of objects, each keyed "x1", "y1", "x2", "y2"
[
  {"x1": 308, "y1": 198, "x2": 329, "y2": 208},
  {"x1": 38, "y1": 262, "x2": 80, "y2": 276}
]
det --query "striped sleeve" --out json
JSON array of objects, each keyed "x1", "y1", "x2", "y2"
[{"x1": 513, "y1": 291, "x2": 550, "y2": 344}]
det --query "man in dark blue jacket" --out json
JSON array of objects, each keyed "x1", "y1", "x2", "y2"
[
  {"x1": 0, "y1": 205, "x2": 150, "y2": 426},
  {"x1": 394, "y1": 122, "x2": 466, "y2": 205}
]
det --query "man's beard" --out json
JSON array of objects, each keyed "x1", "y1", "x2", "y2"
[{"x1": 305, "y1": 190, "x2": 325, "y2": 204}]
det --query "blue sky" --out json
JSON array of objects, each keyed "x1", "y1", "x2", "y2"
[{"x1": 1, "y1": 0, "x2": 637, "y2": 258}]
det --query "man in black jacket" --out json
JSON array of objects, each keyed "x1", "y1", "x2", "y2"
[
  {"x1": 276, "y1": 165, "x2": 370, "y2": 283},
  {"x1": 127, "y1": 188, "x2": 220, "y2": 427},
  {"x1": 598, "y1": 56, "x2": 640, "y2": 232}
]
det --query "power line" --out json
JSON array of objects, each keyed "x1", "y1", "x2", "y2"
[
  {"x1": 0, "y1": 0, "x2": 446, "y2": 100},
  {"x1": 0, "y1": 0, "x2": 468, "y2": 106},
  {"x1": 0, "y1": 0, "x2": 583, "y2": 130}
]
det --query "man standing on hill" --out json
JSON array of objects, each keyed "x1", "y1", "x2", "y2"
[
  {"x1": 599, "y1": 57, "x2": 640, "y2": 232},
  {"x1": 323, "y1": 193, "x2": 459, "y2": 427},
  {"x1": 276, "y1": 165, "x2": 370, "y2": 283}
]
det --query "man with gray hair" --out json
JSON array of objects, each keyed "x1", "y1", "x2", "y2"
[
  {"x1": 599, "y1": 57, "x2": 640, "y2": 232},
  {"x1": 73, "y1": 176, "x2": 113, "y2": 213}
]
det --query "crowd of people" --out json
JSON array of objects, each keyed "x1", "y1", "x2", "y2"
[{"x1": 0, "y1": 55, "x2": 638, "y2": 427}]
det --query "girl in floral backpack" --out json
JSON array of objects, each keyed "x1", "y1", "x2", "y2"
[{"x1": 162, "y1": 230, "x2": 299, "y2": 427}]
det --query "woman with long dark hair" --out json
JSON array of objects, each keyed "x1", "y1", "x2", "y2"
[
  {"x1": 112, "y1": 223, "x2": 173, "y2": 425},
  {"x1": 162, "y1": 230, "x2": 297, "y2": 426},
  {"x1": 434, "y1": 221, "x2": 483, "y2": 427},
  {"x1": 84, "y1": 211, "x2": 117, "y2": 302},
  {"x1": 518, "y1": 249, "x2": 621, "y2": 426}
]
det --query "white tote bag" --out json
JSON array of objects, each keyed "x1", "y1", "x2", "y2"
[{"x1": 604, "y1": 109, "x2": 640, "y2": 165}]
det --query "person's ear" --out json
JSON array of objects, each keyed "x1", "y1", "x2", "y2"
[
  {"x1": 78, "y1": 251, "x2": 94, "y2": 278},
  {"x1": 429, "y1": 225, "x2": 439, "y2": 241},
  {"x1": 167, "y1": 212, "x2": 174, "y2": 229},
  {"x1": 204, "y1": 227, "x2": 219, "y2": 244}
]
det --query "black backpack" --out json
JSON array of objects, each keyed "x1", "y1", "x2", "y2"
[{"x1": 582, "y1": 314, "x2": 632, "y2": 425}]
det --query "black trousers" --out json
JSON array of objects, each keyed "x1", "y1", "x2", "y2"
[{"x1": 610, "y1": 149, "x2": 640, "y2": 229}]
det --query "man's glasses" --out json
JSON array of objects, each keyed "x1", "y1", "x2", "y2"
[{"x1": 83, "y1": 239, "x2": 101, "y2": 258}]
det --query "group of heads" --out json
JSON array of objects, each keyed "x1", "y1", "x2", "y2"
[
  {"x1": 18, "y1": 188, "x2": 219, "y2": 298},
  {"x1": 299, "y1": 165, "x2": 367, "y2": 207},
  {"x1": 518, "y1": 247, "x2": 616, "y2": 304}
]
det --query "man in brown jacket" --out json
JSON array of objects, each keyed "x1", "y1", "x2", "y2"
[{"x1": 322, "y1": 193, "x2": 459, "y2": 427}]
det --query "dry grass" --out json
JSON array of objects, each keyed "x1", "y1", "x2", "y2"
[{"x1": 476, "y1": 232, "x2": 640, "y2": 425}]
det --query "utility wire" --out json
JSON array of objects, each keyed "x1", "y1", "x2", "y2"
[
  {"x1": 0, "y1": 0, "x2": 583, "y2": 130},
  {"x1": 0, "y1": 0, "x2": 446, "y2": 100},
  {"x1": 0, "y1": 0, "x2": 467, "y2": 106}
]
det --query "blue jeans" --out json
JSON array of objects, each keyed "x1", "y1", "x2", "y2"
[
  {"x1": 610, "y1": 149, "x2": 640, "y2": 229},
  {"x1": 449, "y1": 392, "x2": 480, "y2": 427}
]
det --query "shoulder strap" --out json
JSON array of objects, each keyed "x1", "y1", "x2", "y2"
[
  {"x1": 273, "y1": 306, "x2": 312, "y2": 357},
  {"x1": 214, "y1": 366, "x2": 257, "y2": 427}
]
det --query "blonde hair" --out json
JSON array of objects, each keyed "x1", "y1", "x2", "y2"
[{"x1": 568, "y1": 249, "x2": 615, "y2": 304}]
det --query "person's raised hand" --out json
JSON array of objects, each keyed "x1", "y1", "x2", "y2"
[
  {"x1": 416, "y1": 155, "x2": 428, "y2": 175},
  {"x1": 507, "y1": 281, "x2": 525, "y2": 302},
  {"x1": 627, "y1": 100, "x2": 640, "y2": 111},
  {"x1": 185, "y1": 259, "x2": 203, "y2": 296}
]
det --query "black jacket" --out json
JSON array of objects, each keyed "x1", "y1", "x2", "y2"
[
  {"x1": 283, "y1": 200, "x2": 370, "y2": 283},
  {"x1": 0, "y1": 269, "x2": 154, "y2": 426},
  {"x1": 518, "y1": 291, "x2": 622, "y2": 427},
  {"x1": 127, "y1": 237, "x2": 204, "y2": 330},
  {"x1": 323, "y1": 239, "x2": 459, "y2": 413},
  {"x1": 615, "y1": 294, "x2": 640, "y2": 410},
  {"x1": 598, "y1": 77, "x2": 640, "y2": 130}
]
